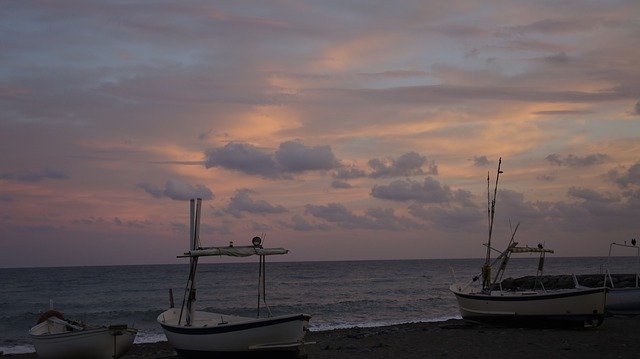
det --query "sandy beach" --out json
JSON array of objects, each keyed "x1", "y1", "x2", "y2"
[{"x1": 6, "y1": 316, "x2": 640, "y2": 358}]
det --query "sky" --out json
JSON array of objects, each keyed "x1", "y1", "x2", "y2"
[{"x1": 1, "y1": 0, "x2": 639, "y2": 268}]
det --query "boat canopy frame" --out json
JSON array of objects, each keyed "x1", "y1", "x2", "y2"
[
  {"x1": 604, "y1": 240, "x2": 640, "y2": 288},
  {"x1": 177, "y1": 198, "x2": 288, "y2": 326}
]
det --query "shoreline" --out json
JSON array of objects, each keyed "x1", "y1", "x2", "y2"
[{"x1": 5, "y1": 316, "x2": 640, "y2": 358}]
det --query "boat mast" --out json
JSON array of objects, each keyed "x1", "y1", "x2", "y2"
[
  {"x1": 485, "y1": 171, "x2": 490, "y2": 261},
  {"x1": 483, "y1": 157, "x2": 502, "y2": 291},
  {"x1": 493, "y1": 222, "x2": 519, "y2": 284},
  {"x1": 180, "y1": 198, "x2": 202, "y2": 326}
]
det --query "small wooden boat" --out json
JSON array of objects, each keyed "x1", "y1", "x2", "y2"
[
  {"x1": 450, "y1": 248, "x2": 608, "y2": 326},
  {"x1": 450, "y1": 158, "x2": 607, "y2": 327},
  {"x1": 29, "y1": 310, "x2": 137, "y2": 359},
  {"x1": 158, "y1": 198, "x2": 311, "y2": 357}
]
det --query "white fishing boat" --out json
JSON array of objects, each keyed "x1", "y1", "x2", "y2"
[
  {"x1": 157, "y1": 198, "x2": 311, "y2": 357},
  {"x1": 29, "y1": 309, "x2": 137, "y2": 359},
  {"x1": 602, "y1": 240, "x2": 640, "y2": 315},
  {"x1": 450, "y1": 158, "x2": 607, "y2": 326}
]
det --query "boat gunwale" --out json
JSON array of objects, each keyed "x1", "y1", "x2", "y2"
[
  {"x1": 29, "y1": 325, "x2": 137, "y2": 340},
  {"x1": 459, "y1": 313, "x2": 605, "y2": 325},
  {"x1": 160, "y1": 313, "x2": 311, "y2": 335},
  {"x1": 451, "y1": 286, "x2": 607, "y2": 302}
]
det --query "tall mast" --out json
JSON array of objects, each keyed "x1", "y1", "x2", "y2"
[
  {"x1": 483, "y1": 157, "x2": 502, "y2": 290},
  {"x1": 183, "y1": 198, "x2": 202, "y2": 326},
  {"x1": 485, "y1": 171, "x2": 490, "y2": 263}
]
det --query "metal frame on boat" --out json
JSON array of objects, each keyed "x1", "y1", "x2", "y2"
[
  {"x1": 602, "y1": 240, "x2": 640, "y2": 315},
  {"x1": 450, "y1": 158, "x2": 607, "y2": 327},
  {"x1": 157, "y1": 198, "x2": 311, "y2": 356}
]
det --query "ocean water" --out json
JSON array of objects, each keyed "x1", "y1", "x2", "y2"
[{"x1": 1, "y1": 256, "x2": 638, "y2": 354}]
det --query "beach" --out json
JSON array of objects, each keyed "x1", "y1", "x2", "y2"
[{"x1": 6, "y1": 316, "x2": 640, "y2": 358}]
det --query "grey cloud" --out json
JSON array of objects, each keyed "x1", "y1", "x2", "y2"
[
  {"x1": 72, "y1": 216, "x2": 152, "y2": 228},
  {"x1": 275, "y1": 140, "x2": 339, "y2": 172},
  {"x1": 164, "y1": 179, "x2": 213, "y2": 201},
  {"x1": 343, "y1": 84, "x2": 633, "y2": 105},
  {"x1": 331, "y1": 180, "x2": 352, "y2": 189},
  {"x1": 537, "y1": 173, "x2": 557, "y2": 182},
  {"x1": 172, "y1": 221, "x2": 229, "y2": 236},
  {"x1": 198, "y1": 129, "x2": 213, "y2": 141},
  {"x1": 0, "y1": 168, "x2": 68, "y2": 182},
  {"x1": 543, "y1": 52, "x2": 570, "y2": 65},
  {"x1": 568, "y1": 187, "x2": 619, "y2": 203},
  {"x1": 408, "y1": 203, "x2": 484, "y2": 230},
  {"x1": 369, "y1": 152, "x2": 432, "y2": 178},
  {"x1": 486, "y1": 187, "x2": 639, "y2": 234},
  {"x1": 113, "y1": 217, "x2": 152, "y2": 228},
  {"x1": 364, "y1": 207, "x2": 425, "y2": 230},
  {"x1": 304, "y1": 203, "x2": 367, "y2": 229},
  {"x1": 198, "y1": 129, "x2": 228, "y2": 141},
  {"x1": 473, "y1": 156, "x2": 491, "y2": 167},
  {"x1": 496, "y1": 189, "x2": 550, "y2": 223},
  {"x1": 453, "y1": 189, "x2": 477, "y2": 207},
  {"x1": 501, "y1": 18, "x2": 601, "y2": 36},
  {"x1": 249, "y1": 221, "x2": 272, "y2": 231},
  {"x1": 331, "y1": 152, "x2": 435, "y2": 188},
  {"x1": 170, "y1": 222, "x2": 187, "y2": 234},
  {"x1": 432, "y1": 24, "x2": 490, "y2": 38},
  {"x1": 201, "y1": 222, "x2": 232, "y2": 236},
  {"x1": 357, "y1": 70, "x2": 429, "y2": 80},
  {"x1": 370, "y1": 177, "x2": 453, "y2": 203},
  {"x1": 137, "y1": 179, "x2": 213, "y2": 201},
  {"x1": 204, "y1": 141, "x2": 340, "y2": 179},
  {"x1": 562, "y1": 188, "x2": 640, "y2": 231},
  {"x1": 279, "y1": 215, "x2": 331, "y2": 232},
  {"x1": 304, "y1": 202, "x2": 422, "y2": 230},
  {"x1": 304, "y1": 203, "x2": 356, "y2": 224},
  {"x1": 137, "y1": 183, "x2": 164, "y2": 198},
  {"x1": 71, "y1": 217, "x2": 106, "y2": 225},
  {"x1": 225, "y1": 189, "x2": 287, "y2": 218},
  {"x1": 533, "y1": 110, "x2": 595, "y2": 115},
  {"x1": 205, "y1": 142, "x2": 281, "y2": 179},
  {"x1": 608, "y1": 162, "x2": 640, "y2": 188},
  {"x1": 334, "y1": 166, "x2": 367, "y2": 180},
  {"x1": 634, "y1": 101, "x2": 640, "y2": 115},
  {"x1": 545, "y1": 153, "x2": 610, "y2": 167},
  {"x1": 0, "y1": 194, "x2": 14, "y2": 202}
]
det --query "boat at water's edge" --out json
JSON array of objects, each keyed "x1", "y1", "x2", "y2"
[
  {"x1": 450, "y1": 284, "x2": 607, "y2": 326},
  {"x1": 158, "y1": 198, "x2": 312, "y2": 356},
  {"x1": 449, "y1": 158, "x2": 607, "y2": 327},
  {"x1": 158, "y1": 309, "x2": 310, "y2": 355},
  {"x1": 29, "y1": 311, "x2": 137, "y2": 359}
]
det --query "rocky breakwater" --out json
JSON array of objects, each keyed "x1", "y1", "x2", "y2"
[{"x1": 495, "y1": 273, "x2": 639, "y2": 291}]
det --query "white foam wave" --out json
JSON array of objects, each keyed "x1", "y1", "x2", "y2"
[
  {"x1": 0, "y1": 344, "x2": 35, "y2": 354},
  {"x1": 308, "y1": 314, "x2": 462, "y2": 332},
  {"x1": 134, "y1": 331, "x2": 167, "y2": 344}
]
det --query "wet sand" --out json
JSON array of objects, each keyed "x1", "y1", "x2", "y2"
[{"x1": 6, "y1": 316, "x2": 639, "y2": 358}]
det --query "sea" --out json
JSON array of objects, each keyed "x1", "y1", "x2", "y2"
[{"x1": 1, "y1": 256, "x2": 638, "y2": 354}]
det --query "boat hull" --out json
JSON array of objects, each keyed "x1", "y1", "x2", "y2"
[
  {"x1": 30, "y1": 325, "x2": 137, "y2": 359},
  {"x1": 158, "y1": 309, "x2": 311, "y2": 354},
  {"x1": 606, "y1": 287, "x2": 640, "y2": 315},
  {"x1": 450, "y1": 284, "x2": 607, "y2": 326}
]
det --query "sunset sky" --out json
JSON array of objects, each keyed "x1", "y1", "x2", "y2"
[{"x1": 1, "y1": 1, "x2": 639, "y2": 268}]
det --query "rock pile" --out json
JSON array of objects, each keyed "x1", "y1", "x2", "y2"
[{"x1": 494, "y1": 273, "x2": 639, "y2": 291}]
